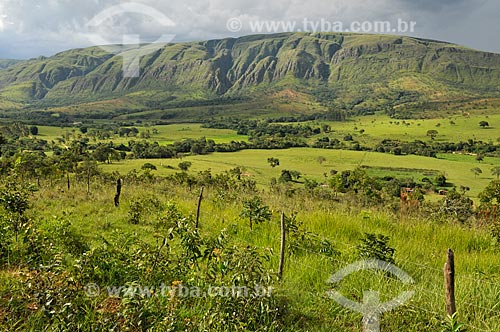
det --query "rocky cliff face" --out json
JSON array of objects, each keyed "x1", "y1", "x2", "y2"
[{"x1": 1, "y1": 32, "x2": 500, "y2": 106}]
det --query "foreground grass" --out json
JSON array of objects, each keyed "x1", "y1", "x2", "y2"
[{"x1": 0, "y1": 177, "x2": 497, "y2": 331}]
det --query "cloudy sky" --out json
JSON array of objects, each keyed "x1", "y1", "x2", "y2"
[{"x1": 0, "y1": 0, "x2": 497, "y2": 59}]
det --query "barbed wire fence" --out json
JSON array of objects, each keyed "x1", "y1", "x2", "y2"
[{"x1": 189, "y1": 197, "x2": 500, "y2": 332}]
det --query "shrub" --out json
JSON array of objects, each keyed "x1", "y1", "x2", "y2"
[
  {"x1": 178, "y1": 161, "x2": 192, "y2": 172},
  {"x1": 356, "y1": 233, "x2": 395, "y2": 264},
  {"x1": 240, "y1": 196, "x2": 272, "y2": 230}
]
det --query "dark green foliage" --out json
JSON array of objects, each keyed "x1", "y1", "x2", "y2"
[
  {"x1": 0, "y1": 180, "x2": 36, "y2": 241},
  {"x1": 141, "y1": 162, "x2": 157, "y2": 171},
  {"x1": 471, "y1": 167, "x2": 482, "y2": 178},
  {"x1": 435, "y1": 174, "x2": 447, "y2": 187},
  {"x1": 491, "y1": 166, "x2": 500, "y2": 180},
  {"x1": 29, "y1": 126, "x2": 38, "y2": 136},
  {"x1": 178, "y1": 161, "x2": 192, "y2": 172},
  {"x1": 240, "y1": 196, "x2": 272, "y2": 230},
  {"x1": 127, "y1": 197, "x2": 162, "y2": 225},
  {"x1": 479, "y1": 121, "x2": 490, "y2": 128},
  {"x1": 439, "y1": 189, "x2": 474, "y2": 223},
  {"x1": 329, "y1": 168, "x2": 383, "y2": 205},
  {"x1": 427, "y1": 130, "x2": 438, "y2": 140},
  {"x1": 356, "y1": 233, "x2": 396, "y2": 264},
  {"x1": 279, "y1": 170, "x2": 293, "y2": 183},
  {"x1": 267, "y1": 157, "x2": 280, "y2": 168}
]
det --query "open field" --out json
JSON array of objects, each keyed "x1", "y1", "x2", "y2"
[
  {"x1": 320, "y1": 111, "x2": 500, "y2": 147},
  {"x1": 36, "y1": 123, "x2": 248, "y2": 145},
  {"x1": 34, "y1": 108, "x2": 500, "y2": 149},
  {"x1": 100, "y1": 148, "x2": 500, "y2": 198}
]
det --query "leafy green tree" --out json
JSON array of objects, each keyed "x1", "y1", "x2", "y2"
[
  {"x1": 141, "y1": 163, "x2": 157, "y2": 171},
  {"x1": 439, "y1": 189, "x2": 474, "y2": 223},
  {"x1": 471, "y1": 167, "x2": 482, "y2": 178},
  {"x1": 58, "y1": 149, "x2": 81, "y2": 190},
  {"x1": 427, "y1": 130, "x2": 438, "y2": 140},
  {"x1": 279, "y1": 170, "x2": 292, "y2": 183},
  {"x1": 14, "y1": 152, "x2": 46, "y2": 182},
  {"x1": 29, "y1": 126, "x2": 38, "y2": 136},
  {"x1": 479, "y1": 121, "x2": 490, "y2": 128},
  {"x1": 240, "y1": 196, "x2": 272, "y2": 230},
  {"x1": 0, "y1": 180, "x2": 36, "y2": 240},
  {"x1": 178, "y1": 161, "x2": 192, "y2": 172},
  {"x1": 479, "y1": 180, "x2": 500, "y2": 205},
  {"x1": 267, "y1": 157, "x2": 280, "y2": 168},
  {"x1": 491, "y1": 166, "x2": 500, "y2": 180},
  {"x1": 76, "y1": 158, "x2": 100, "y2": 193},
  {"x1": 316, "y1": 156, "x2": 326, "y2": 164},
  {"x1": 92, "y1": 143, "x2": 117, "y2": 164},
  {"x1": 434, "y1": 174, "x2": 447, "y2": 186}
]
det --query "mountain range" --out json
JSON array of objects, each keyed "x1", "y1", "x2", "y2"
[{"x1": 1, "y1": 32, "x2": 500, "y2": 119}]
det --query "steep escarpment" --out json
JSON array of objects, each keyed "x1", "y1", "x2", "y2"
[{"x1": 1, "y1": 32, "x2": 500, "y2": 110}]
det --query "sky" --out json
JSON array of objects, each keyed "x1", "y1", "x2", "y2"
[{"x1": 0, "y1": 0, "x2": 498, "y2": 59}]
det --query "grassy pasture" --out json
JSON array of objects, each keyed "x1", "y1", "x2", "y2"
[
  {"x1": 6, "y1": 178, "x2": 497, "y2": 331},
  {"x1": 321, "y1": 112, "x2": 500, "y2": 147},
  {"x1": 100, "y1": 148, "x2": 500, "y2": 199},
  {"x1": 36, "y1": 124, "x2": 248, "y2": 145}
]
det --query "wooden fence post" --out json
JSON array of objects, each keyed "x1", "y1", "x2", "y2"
[
  {"x1": 195, "y1": 187, "x2": 204, "y2": 229},
  {"x1": 278, "y1": 212, "x2": 286, "y2": 280},
  {"x1": 114, "y1": 178, "x2": 122, "y2": 207},
  {"x1": 444, "y1": 248, "x2": 456, "y2": 316},
  {"x1": 87, "y1": 164, "x2": 91, "y2": 194}
]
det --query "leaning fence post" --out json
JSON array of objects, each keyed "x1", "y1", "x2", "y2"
[
  {"x1": 195, "y1": 187, "x2": 204, "y2": 229},
  {"x1": 444, "y1": 248, "x2": 456, "y2": 316},
  {"x1": 278, "y1": 212, "x2": 286, "y2": 280}
]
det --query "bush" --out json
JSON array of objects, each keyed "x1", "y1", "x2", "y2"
[
  {"x1": 240, "y1": 196, "x2": 272, "y2": 230},
  {"x1": 178, "y1": 161, "x2": 192, "y2": 172},
  {"x1": 356, "y1": 233, "x2": 395, "y2": 264}
]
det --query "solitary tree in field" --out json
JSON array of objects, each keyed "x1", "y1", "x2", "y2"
[
  {"x1": 317, "y1": 156, "x2": 327, "y2": 165},
  {"x1": 267, "y1": 157, "x2": 280, "y2": 168},
  {"x1": 141, "y1": 163, "x2": 157, "y2": 171},
  {"x1": 479, "y1": 121, "x2": 490, "y2": 128},
  {"x1": 476, "y1": 154, "x2": 484, "y2": 162},
  {"x1": 178, "y1": 161, "x2": 192, "y2": 172},
  {"x1": 427, "y1": 130, "x2": 438, "y2": 140},
  {"x1": 29, "y1": 126, "x2": 38, "y2": 136},
  {"x1": 471, "y1": 167, "x2": 483, "y2": 179},
  {"x1": 491, "y1": 166, "x2": 500, "y2": 180}
]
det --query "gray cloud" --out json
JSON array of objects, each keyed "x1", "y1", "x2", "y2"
[{"x1": 0, "y1": 0, "x2": 499, "y2": 59}]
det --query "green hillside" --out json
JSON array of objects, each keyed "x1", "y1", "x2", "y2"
[
  {"x1": 1, "y1": 33, "x2": 500, "y2": 118},
  {"x1": 0, "y1": 59, "x2": 22, "y2": 70}
]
